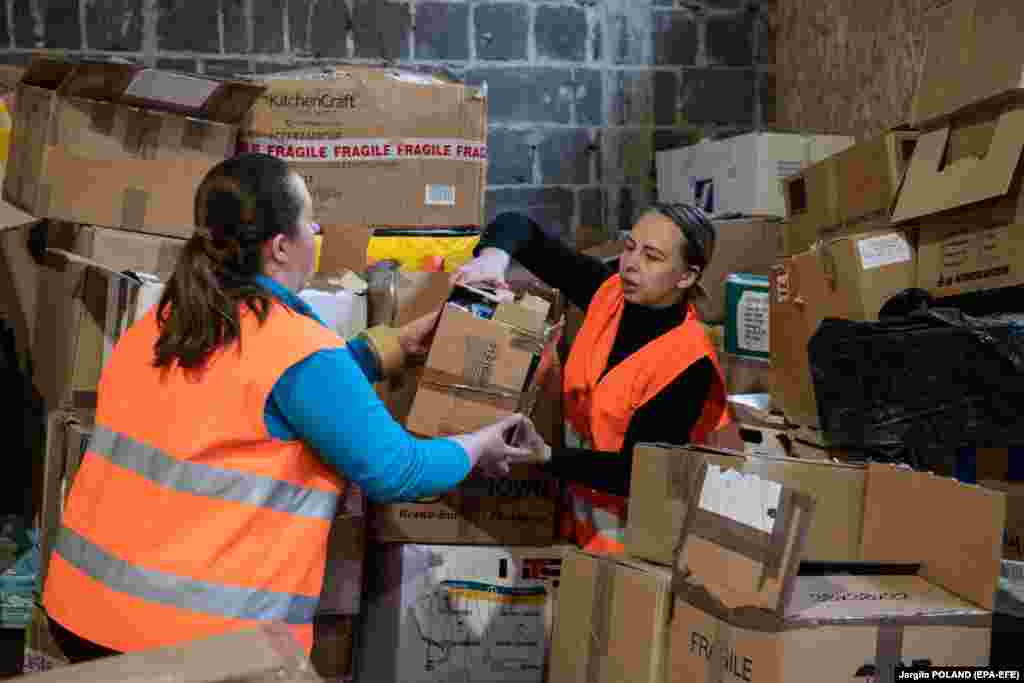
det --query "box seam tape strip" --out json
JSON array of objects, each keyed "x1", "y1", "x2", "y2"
[{"x1": 585, "y1": 558, "x2": 615, "y2": 683}]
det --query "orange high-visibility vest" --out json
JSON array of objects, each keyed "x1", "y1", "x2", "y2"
[
  {"x1": 43, "y1": 302, "x2": 347, "y2": 654},
  {"x1": 562, "y1": 274, "x2": 732, "y2": 555}
]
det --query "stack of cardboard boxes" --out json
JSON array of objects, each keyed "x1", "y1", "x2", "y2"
[{"x1": 547, "y1": 444, "x2": 1006, "y2": 682}]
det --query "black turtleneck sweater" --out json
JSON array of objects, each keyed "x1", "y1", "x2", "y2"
[{"x1": 478, "y1": 213, "x2": 714, "y2": 497}]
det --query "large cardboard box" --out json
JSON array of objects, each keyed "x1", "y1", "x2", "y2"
[
  {"x1": 656, "y1": 132, "x2": 854, "y2": 218},
  {"x1": 33, "y1": 222, "x2": 180, "y2": 411},
  {"x1": 369, "y1": 465, "x2": 558, "y2": 546},
  {"x1": 4, "y1": 59, "x2": 263, "y2": 239},
  {"x1": 14, "y1": 625, "x2": 322, "y2": 682},
  {"x1": 981, "y1": 480, "x2": 1024, "y2": 562},
  {"x1": 548, "y1": 549, "x2": 674, "y2": 683},
  {"x1": 697, "y1": 217, "x2": 782, "y2": 324},
  {"x1": 242, "y1": 66, "x2": 487, "y2": 231},
  {"x1": 626, "y1": 443, "x2": 900, "y2": 567},
  {"x1": 669, "y1": 462, "x2": 1006, "y2": 683},
  {"x1": 357, "y1": 544, "x2": 563, "y2": 683},
  {"x1": 781, "y1": 130, "x2": 918, "y2": 256},
  {"x1": 769, "y1": 230, "x2": 915, "y2": 426},
  {"x1": 911, "y1": 0, "x2": 1024, "y2": 128}
]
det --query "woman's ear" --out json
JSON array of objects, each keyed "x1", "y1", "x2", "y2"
[
  {"x1": 263, "y1": 233, "x2": 289, "y2": 268},
  {"x1": 677, "y1": 269, "x2": 699, "y2": 291}
]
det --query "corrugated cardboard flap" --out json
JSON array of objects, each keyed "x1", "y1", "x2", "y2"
[
  {"x1": 860, "y1": 464, "x2": 1006, "y2": 610},
  {"x1": 675, "y1": 460, "x2": 816, "y2": 626},
  {"x1": 891, "y1": 105, "x2": 1024, "y2": 224},
  {"x1": 26, "y1": 57, "x2": 266, "y2": 124}
]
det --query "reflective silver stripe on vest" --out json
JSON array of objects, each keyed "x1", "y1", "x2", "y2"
[
  {"x1": 55, "y1": 526, "x2": 317, "y2": 624},
  {"x1": 572, "y1": 495, "x2": 626, "y2": 543},
  {"x1": 88, "y1": 425, "x2": 338, "y2": 520}
]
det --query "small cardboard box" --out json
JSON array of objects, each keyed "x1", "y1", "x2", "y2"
[
  {"x1": 696, "y1": 217, "x2": 782, "y2": 324},
  {"x1": 656, "y1": 132, "x2": 854, "y2": 218},
  {"x1": 32, "y1": 222, "x2": 179, "y2": 411},
  {"x1": 669, "y1": 462, "x2": 1006, "y2": 683},
  {"x1": 14, "y1": 625, "x2": 322, "y2": 682},
  {"x1": 911, "y1": 0, "x2": 1024, "y2": 128},
  {"x1": 781, "y1": 130, "x2": 918, "y2": 256},
  {"x1": 769, "y1": 230, "x2": 915, "y2": 426},
  {"x1": 357, "y1": 544, "x2": 563, "y2": 683},
  {"x1": 242, "y1": 66, "x2": 487, "y2": 229},
  {"x1": 4, "y1": 59, "x2": 263, "y2": 238},
  {"x1": 404, "y1": 289, "x2": 559, "y2": 437},
  {"x1": 548, "y1": 549, "x2": 674, "y2": 683},
  {"x1": 369, "y1": 465, "x2": 558, "y2": 546},
  {"x1": 916, "y1": 222, "x2": 1024, "y2": 298}
]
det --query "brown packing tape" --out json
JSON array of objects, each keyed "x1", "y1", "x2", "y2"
[
  {"x1": 690, "y1": 509, "x2": 775, "y2": 567},
  {"x1": 875, "y1": 624, "x2": 904, "y2": 683},
  {"x1": 667, "y1": 455, "x2": 705, "y2": 558},
  {"x1": 585, "y1": 557, "x2": 615, "y2": 683},
  {"x1": 122, "y1": 188, "x2": 148, "y2": 229},
  {"x1": 419, "y1": 367, "x2": 521, "y2": 411},
  {"x1": 763, "y1": 488, "x2": 797, "y2": 582}
]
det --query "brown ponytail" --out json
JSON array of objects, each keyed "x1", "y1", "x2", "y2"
[{"x1": 154, "y1": 154, "x2": 304, "y2": 370}]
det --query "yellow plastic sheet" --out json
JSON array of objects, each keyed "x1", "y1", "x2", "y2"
[{"x1": 366, "y1": 232, "x2": 481, "y2": 272}]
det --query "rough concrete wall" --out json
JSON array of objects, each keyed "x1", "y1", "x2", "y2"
[{"x1": 0, "y1": 0, "x2": 772, "y2": 243}]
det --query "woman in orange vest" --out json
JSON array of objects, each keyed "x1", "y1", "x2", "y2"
[
  {"x1": 42, "y1": 153, "x2": 541, "y2": 662},
  {"x1": 454, "y1": 203, "x2": 742, "y2": 555}
]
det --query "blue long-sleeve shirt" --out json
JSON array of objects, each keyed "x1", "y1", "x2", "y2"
[{"x1": 253, "y1": 275, "x2": 471, "y2": 503}]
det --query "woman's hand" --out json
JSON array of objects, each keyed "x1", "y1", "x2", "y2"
[
  {"x1": 447, "y1": 414, "x2": 540, "y2": 478},
  {"x1": 397, "y1": 308, "x2": 442, "y2": 366},
  {"x1": 451, "y1": 247, "x2": 512, "y2": 290}
]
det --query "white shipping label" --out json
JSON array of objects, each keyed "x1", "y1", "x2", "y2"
[
  {"x1": 857, "y1": 233, "x2": 912, "y2": 271},
  {"x1": 239, "y1": 137, "x2": 487, "y2": 163},
  {"x1": 426, "y1": 184, "x2": 456, "y2": 206},
  {"x1": 699, "y1": 466, "x2": 781, "y2": 533},
  {"x1": 124, "y1": 69, "x2": 220, "y2": 110},
  {"x1": 737, "y1": 290, "x2": 770, "y2": 354}
]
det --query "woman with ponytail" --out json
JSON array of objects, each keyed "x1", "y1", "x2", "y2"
[
  {"x1": 454, "y1": 204, "x2": 742, "y2": 555},
  {"x1": 42, "y1": 153, "x2": 541, "y2": 660}
]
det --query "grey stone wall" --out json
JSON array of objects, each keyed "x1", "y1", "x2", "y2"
[{"x1": 0, "y1": 0, "x2": 773, "y2": 242}]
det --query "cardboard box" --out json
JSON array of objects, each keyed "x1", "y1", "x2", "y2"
[
  {"x1": 33, "y1": 222, "x2": 179, "y2": 411},
  {"x1": 980, "y1": 479, "x2": 1024, "y2": 562},
  {"x1": 317, "y1": 486, "x2": 367, "y2": 617},
  {"x1": 656, "y1": 132, "x2": 854, "y2": 218},
  {"x1": 669, "y1": 462, "x2": 1006, "y2": 683},
  {"x1": 548, "y1": 549, "x2": 674, "y2": 683},
  {"x1": 15, "y1": 625, "x2": 322, "y2": 682},
  {"x1": 357, "y1": 544, "x2": 563, "y2": 683},
  {"x1": 724, "y1": 273, "x2": 770, "y2": 361},
  {"x1": 892, "y1": 100, "x2": 1024, "y2": 227},
  {"x1": 624, "y1": 443, "x2": 961, "y2": 567},
  {"x1": 242, "y1": 66, "x2": 487, "y2": 229},
  {"x1": 916, "y1": 222, "x2": 1024, "y2": 297},
  {"x1": 769, "y1": 230, "x2": 915, "y2": 426},
  {"x1": 781, "y1": 130, "x2": 918, "y2": 256},
  {"x1": 720, "y1": 353, "x2": 771, "y2": 395},
  {"x1": 38, "y1": 411, "x2": 91, "y2": 590},
  {"x1": 564, "y1": 240, "x2": 625, "y2": 351},
  {"x1": 369, "y1": 466, "x2": 558, "y2": 545},
  {"x1": 911, "y1": 0, "x2": 1024, "y2": 127},
  {"x1": 404, "y1": 292, "x2": 559, "y2": 437},
  {"x1": 4, "y1": 59, "x2": 263, "y2": 238},
  {"x1": 696, "y1": 217, "x2": 782, "y2": 323}
]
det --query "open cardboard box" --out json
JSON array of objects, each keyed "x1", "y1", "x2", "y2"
[
  {"x1": 669, "y1": 460, "x2": 1006, "y2": 683},
  {"x1": 781, "y1": 130, "x2": 918, "y2": 257},
  {"x1": 4, "y1": 59, "x2": 264, "y2": 238},
  {"x1": 627, "y1": 443, "x2": 905, "y2": 568}
]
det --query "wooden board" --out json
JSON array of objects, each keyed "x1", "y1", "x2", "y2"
[{"x1": 774, "y1": 0, "x2": 945, "y2": 139}]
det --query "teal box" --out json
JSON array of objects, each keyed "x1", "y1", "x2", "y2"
[{"x1": 724, "y1": 273, "x2": 770, "y2": 361}]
